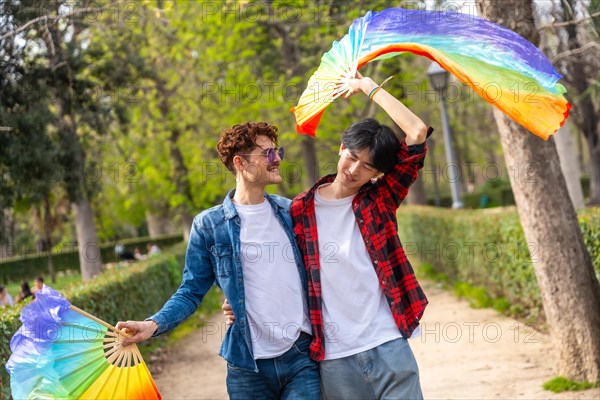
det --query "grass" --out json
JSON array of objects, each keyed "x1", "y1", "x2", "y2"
[
  {"x1": 453, "y1": 282, "x2": 493, "y2": 309},
  {"x1": 543, "y1": 377, "x2": 600, "y2": 393},
  {"x1": 2, "y1": 270, "x2": 82, "y2": 308},
  {"x1": 416, "y1": 263, "x2": 449, "y2": 283},
  {"x1": 2, "y1": 262, "x2": 141, "y2": 307}
]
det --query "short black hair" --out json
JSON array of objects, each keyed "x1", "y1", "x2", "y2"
[{"x1": 341, "y1": 118, "x2": 400, "y2": 173}]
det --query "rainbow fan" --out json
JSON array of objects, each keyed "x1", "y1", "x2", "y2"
[
  {"x1": 291, "y1": 8, "x2": 570, "y2": 140},
  {"x1": 6, "y1": 287, "x2": 161, "y2": 399}
]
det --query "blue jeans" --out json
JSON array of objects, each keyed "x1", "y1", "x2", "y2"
[
  {"x1": 319, "y1": 338, "x2": 423, "y2": 400},
  {"x1": 226, "y1": 333, "x2": 321, "y2": 400}
]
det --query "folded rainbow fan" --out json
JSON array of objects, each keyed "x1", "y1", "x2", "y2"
[
  {"x1": 6, "y1": 287, "x2": 162, "y2": 399},
  {"x1": 291, "y1": 8, "x2": 570, "y2": 140}
]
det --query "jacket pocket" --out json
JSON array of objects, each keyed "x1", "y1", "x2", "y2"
[{"x1": 210, "y1": 244, "x2": 233, "y2": 277}]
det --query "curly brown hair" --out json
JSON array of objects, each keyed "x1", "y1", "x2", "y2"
[{"x1": 217, "y1": 122, "x2": 279, "y2": 173}]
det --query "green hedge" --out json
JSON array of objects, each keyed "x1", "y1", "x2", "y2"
[
  {"x1": 429, "y1": 175, "x2": 591, "y2": 209},
  {"x1": 397, "y1": 206, "x2": 600, "y2": 324},
  {"x1": 0, "y1": 233, "x2": 183, "y2": 284},
  {"x1": 0, "y1": 242, "x2": 211, "y2": 399}
]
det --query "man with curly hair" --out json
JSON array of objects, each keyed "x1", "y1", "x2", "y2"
[{"x1": 117, "y1": 122, "x2": 319, "y2": 399}]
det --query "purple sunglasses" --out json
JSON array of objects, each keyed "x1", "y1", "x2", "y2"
[{"x1": 239, "y1": 146, "x2": 285, "y2": 163}]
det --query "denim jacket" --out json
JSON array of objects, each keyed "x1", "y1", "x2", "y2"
[{"x1": 149, "y1": 190, "x2": 308, "y2": 372}]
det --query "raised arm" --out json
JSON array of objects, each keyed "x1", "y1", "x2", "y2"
[{"x1": 344, "y1": 72, "x2": 428, "y2": 145}]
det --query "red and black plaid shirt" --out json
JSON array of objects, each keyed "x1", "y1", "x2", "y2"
[{"x1": 291, "y1": 128, "x2": 433, "y2": 361}]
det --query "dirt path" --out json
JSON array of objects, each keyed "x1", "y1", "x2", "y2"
[{"x1": 152, "y1": 283, "x2": 600, "y2": 399}]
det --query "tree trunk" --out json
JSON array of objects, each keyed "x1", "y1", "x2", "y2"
[
  {"x1": 588, "y1": 136, "x2": 600, "y2": 205},
  {"x1": 0, "y1": 208, "x2": 15, "y2": 259},
  {"x1": 405, "y1": 175, "x2": 427, "y2": 205},
  {"x1": 264, "y1": 6, "x2": 319, "y2": 188},
  {"x1": 60, "y1": 126, "x2": 104, "y2": 280},
  {"x1": 45, "y1": 15, "x2": 103, "y2": 282},
  {"x1": 559, "y1": 0, "x2": 600, "y2": 205},
  {"x1": 43, "y1": 194, "x2": 56, "y2": 283},
  {"x1": 554, "y1": 123, "x2": 585, "y2": 210},
  {"x1": 72, "y1": 199, "x2": 103, "y2": 281},
  {"x1": 301, "y1": 135, "x2": 320, "y2": 187},
  {"x1": 146, "y1": 209, "x2": 173, "y2": 237},
  {"x1": 477, "y1": 0, "x2": 600, "y2": 382},
  {"x1": 167, "y1": 128, "x2": 194, "y2": 242},
  {"x1": 156, "y1": 79, "x2": 195, "y2": 242},
  {"x1": 427, "y1": 136, "x2": 442, "y2": 207}
]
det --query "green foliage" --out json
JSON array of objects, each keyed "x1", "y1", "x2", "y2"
[
  {"x1": 462, "y1": 178, "x2": 515, "y2": 208},
  {"x1": 4, "y1": 272, "x2": 82, "y2": 299},
  {"x1": 0, "y1": 234, "x2": 182, "y2": 284},
  {"x1": 579, "y1": 209, "x2": 600, "y2": 281},
  {"x1": 0, "y1": 304, "x2": 21, "y2": 399},
  {"x1": 398, "y1": 206, "x2": 600, "y2": 324},
  {"x1": 491, "y1": 297, "x2": 510, "y2": 313},
  {"x1": 417, "y1": 262, "x2": 449, "y2": 282},
  {"x1": 453, "y1": 282, "x2": 493, "y2": 309},
  {"x1": 543, "y1": 377, "x2": 600, "y2": 393},
  {"x1": 461, "y1": 176, "x2": 592, "y2": 210}
]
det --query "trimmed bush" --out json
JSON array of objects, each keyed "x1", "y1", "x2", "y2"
[
  {"x1": 432, "y1": 175, "x2": 591, "y2": 210},
  {"x1": 398, "y1": 206, "x2": 600, "y2": 324},
  {"x1": 0, "y1": 242, "x2": 222, "y2": 399},
  {"x1": 0, "y1": 233, "x2": 183, "y2": 284}
]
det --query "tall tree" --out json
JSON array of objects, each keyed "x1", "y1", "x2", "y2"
[
  {"x1": 476, "y1": 0, "x2": 600, "y2": 382},
  {"x1": 2, "y1": 0, "x2": 140, "y2": 280},
  {"x1": 0, "y1": 0, "x2": 66, "y2": 281},
  {"x1": 40, "y1": 0, "x2": 106, "y2": 280},
  {"x1": 554, "y1": 123, "x2": 585, "y2": 209},
  {"x1": 541, "y1": 0, "x2": 600, "y2": 205}
]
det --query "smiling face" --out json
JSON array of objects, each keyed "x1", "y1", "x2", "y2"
[
  {"x1": 335, "y1": 143, "x2": 380, "y2": 193},
  {"x1": 234, "y1": 135, "x2": 283, "y2": 188}
]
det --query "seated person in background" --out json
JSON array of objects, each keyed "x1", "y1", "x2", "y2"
[
  {"x1": 115, "y1": 243, "x2": 136, "y2": 261},
  {"x1": 15, "y1": 281, "x2": 33, "y2": 303},
  {"x1": 134, "y1": 247, "x2": 147, "y2": 261},
  {"x1": 0, "y1": 285, "x2": 14, "y2": 307},
  {"x1": 146, "y1": 243, "x2": 161, "y2": 256},
  {"x1": 32, "y1": 276, "x2": 45, "y2": 295}
]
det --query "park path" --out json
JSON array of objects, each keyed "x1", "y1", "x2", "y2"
[{"x1": 152, "y1": 282, "x2": 600, "y2": 400}]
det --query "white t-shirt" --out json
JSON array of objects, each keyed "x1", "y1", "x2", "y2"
[
  {"x1": 315, "y1": 185, "x2": 401, "y2": 360},
  {"x1": 235, "y1": 199, "x2": 311, "y2": 359}
]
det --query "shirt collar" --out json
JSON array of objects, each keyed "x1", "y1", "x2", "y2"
[{"x1": 223, "y1": 189, "x2": 283, "y2": 219}]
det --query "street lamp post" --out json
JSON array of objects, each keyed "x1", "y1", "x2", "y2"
[{"x1": 427, "y1": 62, "x2": 463, "y2": 209}]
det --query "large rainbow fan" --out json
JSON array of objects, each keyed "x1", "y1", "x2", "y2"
[
  {"x1": 6, "y1": 287, "x2": 161, "y2": 399},
  {"x1": 291, "y1": 8, "x2": 570, "y2": 140}
]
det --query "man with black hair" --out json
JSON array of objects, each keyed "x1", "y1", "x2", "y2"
[
  {"x1": 32, "y1": 276, "x2": 45, "y2": 296},
  {"x1": 290, "y1": 72, "x2": 432, "y2": 399}
]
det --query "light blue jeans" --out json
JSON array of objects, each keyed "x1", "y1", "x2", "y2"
[
  {"x1": 319, "y1": 338, "x2": 423, "y2": 400},
  {"x1": 226, "y1": 333, "x2": 320, "y2": 400}
]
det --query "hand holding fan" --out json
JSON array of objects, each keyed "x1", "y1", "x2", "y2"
[
  {"x1": 6, "y1": 287, "x2": 162, "y2": 399},
  {"x1": 291, "y1": 8, "x2": 570, "y2": 140}
]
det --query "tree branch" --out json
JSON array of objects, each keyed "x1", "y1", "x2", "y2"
[
  {"x1": 552, "y1": 41, "x2": 600, "y2": 63},
  {"x1": 538, "y1": 11, "x2": 600, "y2": 30},
  {"x1": 0, "y1": 1, "x2": 120, "y2": 41}
]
